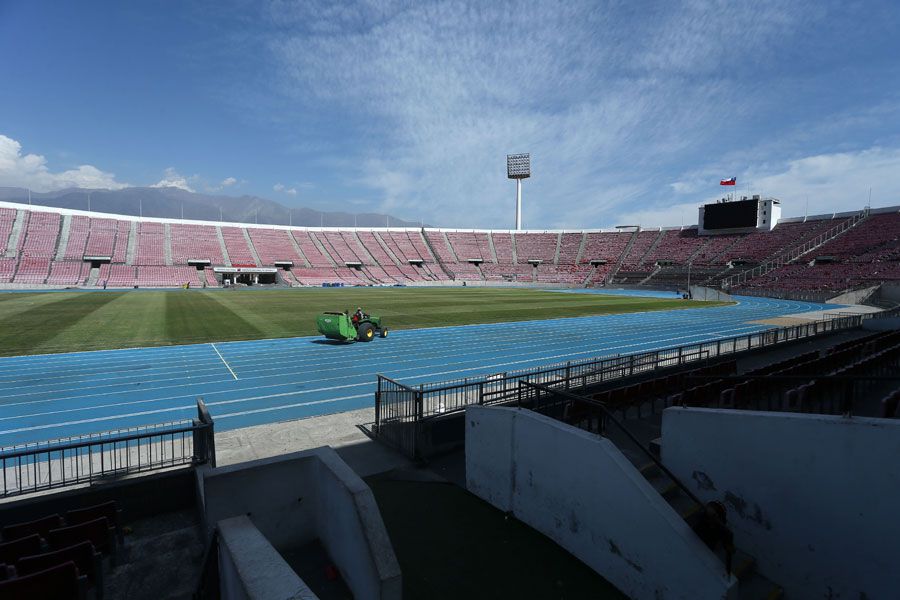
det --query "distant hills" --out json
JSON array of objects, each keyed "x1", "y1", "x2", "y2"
[{"x1": 0, "y1": 187, "x2": 428, "y2": 228}]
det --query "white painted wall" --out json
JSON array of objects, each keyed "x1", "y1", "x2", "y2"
[
  {"x1": 466, "y1": 406, "x2": 736, "y2": 600},
  {"x1": 662, "y1": 408, "x2": 900, "y2": 600},
  {"x1": 218, "y1": 515, "x2": 319, "y2": 600},
  {"x1": 201, "y1": 447, "x2": 401, "y2": 600}
]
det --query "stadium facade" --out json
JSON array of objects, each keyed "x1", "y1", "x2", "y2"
[{"x1": 0, "y1": 200, "x2": 898, "y2": 299}]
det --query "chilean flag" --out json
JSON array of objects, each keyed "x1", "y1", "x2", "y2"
[{"x1": 720, "y1": 177, "x2": 737, "y2": 186}]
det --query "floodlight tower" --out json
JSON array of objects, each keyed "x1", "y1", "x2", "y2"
[{"x1": 507, "y1": 153, "x2": 531, "y2": 230}]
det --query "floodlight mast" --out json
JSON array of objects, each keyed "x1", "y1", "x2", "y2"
[{"x1": 507, "y1": 153, "x2": 531, "y2": 230}]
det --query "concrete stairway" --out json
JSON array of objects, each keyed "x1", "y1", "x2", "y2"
[
  {"x1": 241, "y1": 227, "x2": 262, "y2": 266},
  {"x1": 418, "y1": 229, "x2": 453, "y2": 279},
  {"x1": 605, "y1": 229, "x2": 639, "y2": 284},
  {"x1": 215, "y1": 226, "x2": 231, "y2": 266},
  {"x1": 125, "y1": 222, "x2": 137, "y2": 265},
  {"x1": 602, "y1": 410, "x2": 783, "y2": 600},
  {"x1": 5, "y1": 210, "x2": 26, "y2": 257},
  {"x1": 637, "y1": 460, "x2": 783, "y2": 599},
  {"x1": 288, "y1": 231, "x2": 311, "y2": 267},
  {"x1": 309, "y1": 232, "x2": 338, "y2": 267},
  {"x1": 638, "y1": 230, "x2": 666, "y2": 267},
  {"x1": 373, "y1": 232, "x2": 402, "y2": 267},
  {"x1": 487, "y1": 232, "x2": 499, "y2": 263},
  {"x1": 55, "y1": 215, "x2": 72, "y2": 260},
  {"x1": 163, "y1": 224, "x2": 173, "y2": 266}
]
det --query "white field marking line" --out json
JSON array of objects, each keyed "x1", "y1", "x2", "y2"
[
  {"x1": 0, "y1": 313, "x2": 750, "y2": 394},
  {"x1": 0, "y1": 298, "x2": 788, "y2": 387},
  {"x1": 0, "y1": 294, "x2": 809, "y2": 375},
  {"x1": 1, "y1": 317, "x2": 773, "y2": 431},
  {"x1": 211, "y1": 344, "x2": 238, "y2": 380},
  {"x1": 216, "y1": 394, "x2": 370, "y2": 420},
  {"x1": 0, "y1": 306, "x2": 776, "y2": 383},
  {"x1": 0, "y1": 324, "x2": 748, "y2": 426},
  {"x1": 0, "y1": 321, "x2": 769, "y2": 414},
  {"x1": 0, "y1": 321, "x2": 766, "y2": 410},
  {"x1": 0, "y1": 294, "x2": 813, "y2": 364},
  {"x1": 0, "y1": 308, "x2": 762, "y2": 387},
  {"x1": 0, "y1": 386, "x2": 377, "y2": 436},
  {"x1": 0, "y1": 324, "x2": 764, "y2": 424},
  {"x1": 0, "y1": 380, "x2": 372, "y2": 423}
]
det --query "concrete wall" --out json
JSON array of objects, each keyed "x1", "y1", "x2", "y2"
[
  {"x1": 200, "y1": 447, "x2": 401, "y2": 600},
  {"x1": 466, "y1": 406, "x2": 736, "y2": 600},
  {"x1": 314, "y1": 449, "x2": 403, "y2": 600},
  {"x1": 826, "y1": 285, "x2": 879, "y2": 305},
  {"x1": 662, "y1": 408, "x2": 900, "y2": 600},
  {"x1": 218, "y1": 515, "x2": 319, "y2": 600},
  {"x1": 690, "y1": 286, "x2": 732, "y2": 302}
]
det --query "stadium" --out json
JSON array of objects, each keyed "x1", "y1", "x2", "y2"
[
  {"x1": 0, "y1": 191, "x2": 897, "y2": 600},
  {"x1": 3, "y1": 2, "x2": 900, "y2": 599}
]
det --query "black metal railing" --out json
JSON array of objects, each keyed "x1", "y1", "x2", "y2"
[
  {"x1": 518, "y1": 380, "x2": 733, "y2": 575},
  {"x1": 0, "y1": 399, "x2": 216, "y2": 498},
  {"x1": 373, "y1": 376, "x2": 422, "y2": 458},
  {"x1": 370, "y1": 313, "x2": 868, "y2": 459}
]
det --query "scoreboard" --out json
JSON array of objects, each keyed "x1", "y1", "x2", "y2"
[
  {"x1": 699, "y1": 196, "x2": 780, "y2": 234},
  {"x1": 703, "y1": 199, "x2": 759, "y2": 229}
]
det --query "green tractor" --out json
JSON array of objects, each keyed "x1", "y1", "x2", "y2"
[{"x1": 316, "y1": 311, "x2": 389, "y2": 343}]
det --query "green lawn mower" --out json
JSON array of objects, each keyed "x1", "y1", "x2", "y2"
[{"x1": 316, "y1": 311, "x2": 389, "y2": 342}]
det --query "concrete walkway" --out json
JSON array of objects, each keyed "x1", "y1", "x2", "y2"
[
  {"x1": 215, "y1": 407, "x2": 412, "y2": 477},
  {"x1": 751, "y1": 303, "x2": 880, "y2": 326}
]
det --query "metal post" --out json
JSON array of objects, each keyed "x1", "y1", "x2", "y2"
[{"x1": 515, "y1": 179, "x2": 522, "y2": 230}]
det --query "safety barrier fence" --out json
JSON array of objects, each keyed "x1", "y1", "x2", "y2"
[
  {"x1": 0, "y1": 399, "x2": 215, "y2": 498},
  {"x1": 372, "y1": 313, "x2": 866, "y2": 458}
]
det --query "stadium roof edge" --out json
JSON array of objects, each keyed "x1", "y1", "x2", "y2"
[{"x1": 0, "y1": 200, "x2": 896, "y2": 234}]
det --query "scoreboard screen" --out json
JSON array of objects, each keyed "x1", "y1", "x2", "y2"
[{"x1": 703, "y1": 199, "x2": 758, "y2": 230}]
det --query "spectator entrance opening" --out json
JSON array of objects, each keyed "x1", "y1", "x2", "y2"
[{"x1": 214, "y1": 266, "x2": 277, "y2": 286}]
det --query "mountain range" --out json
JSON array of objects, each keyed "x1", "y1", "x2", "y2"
[{"x1": 0, "y1": 187, "x2": 428, "y2": 228}]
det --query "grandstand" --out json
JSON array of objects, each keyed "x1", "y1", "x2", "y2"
[
  {"x1": 0, "y1": 199, "x2": 898, "y2": 600},
  {"x1": 0, "y1": 200, "x2": 897, "y2": 297}
]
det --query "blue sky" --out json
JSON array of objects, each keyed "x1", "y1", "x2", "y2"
[{"x1": 1, "y1": 0, "x2": 899, "y2": 228}]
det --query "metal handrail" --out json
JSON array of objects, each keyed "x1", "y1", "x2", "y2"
[
  {"x1": 519, "y1": 380, "x2": 705, "y2": 507},
  {"x1": 722, "y1": 208, "x2": 869, "y2": 289},
  {"x1": 0, "y1": 423, "x2": 200, "y2": 461},
  {"x1": 519, "y1": 380, "x2": 733, "y2": 575},
  {"x1": 1, "y1": 399, "x2": 216, "y2": 498}
]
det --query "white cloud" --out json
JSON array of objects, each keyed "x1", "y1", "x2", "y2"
[
  {"x1": 263, "y1": 1, "x2": 818, "y2": 227},
  {"x1": 221, "y1": 176, "x2": 238, "y2": 187},
  {"x1": 620, "y1": 146, "x2": 900, "y2": 227},
  {"x1": 151, "y1": 167, "x2": 196, "y2": 192},
  {"x1": 273, "y1": 183, "x2": 297, "y2": 195},
  {"x1": 747, "y1": 147, "x2": 900, "y2": 217},
  {"x1": 0, "y1": 133, "x2": 128, "y2": 191}
]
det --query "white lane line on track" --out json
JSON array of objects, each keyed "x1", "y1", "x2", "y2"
[
  {"x1": 0, "y1": 316, "x2": 765, "y2": 396},
  {"x1": 0, "y1": 295, "x2": 825, "y2": 368},
  {"x1": 0, "y1": 323, "x2": 764, "y2": 413},
  {"x1": 0, "y1": 324, "x2": 764, "y2": 427},
  {"x1": 0, "y1": 306, "x2": 772, "y2": 384},
  {"x1": 211, "y1": 343, "x2": 238, "y2": 380}
]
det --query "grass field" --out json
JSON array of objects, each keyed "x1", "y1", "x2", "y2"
[{"x1": 0, "y1": 288, "x2": 729, "y2": 357}]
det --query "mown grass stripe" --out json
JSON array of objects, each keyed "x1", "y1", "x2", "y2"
[
  {"x1": 0, "y1": 292, "x2": 126, "y2": 355},
  {"x1": 0, "y1": 288, "x2": 729, "y2": 357}
]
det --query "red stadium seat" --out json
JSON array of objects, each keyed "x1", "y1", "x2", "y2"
[{"x1": 0, "y1": 560, "x2": 87, "y2": 599}]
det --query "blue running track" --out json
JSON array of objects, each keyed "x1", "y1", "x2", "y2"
[{"x1": 0, "y1": 293, "x2": 833, "y2": 447}]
